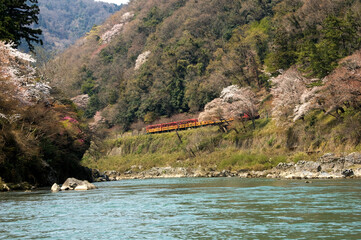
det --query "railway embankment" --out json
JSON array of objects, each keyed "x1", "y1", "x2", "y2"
[{"x1": 82, "y1": 111, "x2": 361, "y2": 180}]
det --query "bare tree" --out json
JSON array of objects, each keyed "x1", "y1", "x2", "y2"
[{"x1": 317, "y1": 50, "x2": 361, "y2": 118}]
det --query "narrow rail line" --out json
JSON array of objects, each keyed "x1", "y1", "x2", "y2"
[{"x1": 146, "y1": 114, "x2": 253, "y2": 134}]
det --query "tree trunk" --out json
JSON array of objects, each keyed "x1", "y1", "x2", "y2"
[{"x1": 175, "y1": 130, "x2": 182, "y2": 143}]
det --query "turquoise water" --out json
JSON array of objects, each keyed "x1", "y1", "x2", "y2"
[{"x1": 1, "y1": 178, "x2": 361, "y2": 239}]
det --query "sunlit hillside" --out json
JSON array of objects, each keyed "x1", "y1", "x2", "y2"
[{"x1": 44, "y1": 0, "x2": 361, "y2": 133}]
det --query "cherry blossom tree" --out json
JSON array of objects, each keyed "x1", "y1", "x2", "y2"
[
  {"x1": 0, "y1": 41, "x2": 51, "y2": 109},
  {"x1": 199, "y1": 85, "x2": 259, "y2": 129},
  {"x1": 317, "y1": 50, "x2": 361, "y2": 118},
  {"x1": 270, "y1": 67, "x2": 321, "y2": 123}
]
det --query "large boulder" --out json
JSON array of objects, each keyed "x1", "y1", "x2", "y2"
[
  {"x1": 345, "y1": 152, "x2": 361, "y2": 166},
  {"x1": 294, "y1": 161, "x2": 321, "y2": 172},
  {"x1": 341, "y1": 169, "x2": 354, "y2": 177},
  {"x1": 317, "y1": 153, "x2": 345, "y2": 172},
  {"x1": 51, "y1": 183, "x2": 61, "y2": 192},
  {"x1": 0, "y1": 183, "x2": 10, "y2": 192},
  {"x1": 74, "y1": 181, "x2": 97, "y2": 191},
  {"x1": 103, "y1": 170, "x2": 121, "y2": 181},
  {"x1": 61, "y1": 178, "x2": 96, "y2": 191}
]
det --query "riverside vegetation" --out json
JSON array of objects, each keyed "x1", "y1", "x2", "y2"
[{"x1": 83, "y1": 110, "x2": 361, "y2": 177}]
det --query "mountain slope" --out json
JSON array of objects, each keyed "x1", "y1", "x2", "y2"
[
  {"x1": 30, "y1": 0, "x2": 121, "y2": 55},
  {"x1": 44, "y1": 0, "x2": 361, "y2": 131}
]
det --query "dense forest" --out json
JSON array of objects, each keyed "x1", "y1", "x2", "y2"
[
  {"x1": 35, "y1": 0, "x2": 121, "y2": 51},
  {"x1": 44, "y1": 0, "x2": 361, "y2": 131}
]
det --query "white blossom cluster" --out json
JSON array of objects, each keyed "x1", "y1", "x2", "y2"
[
  {"x1": 0, "y1": 113, "x2": 21, "y2": 123},
  {"x1": 0, "y1": 41, "x2": 52, "y2": 105},
  {"x1": 270, "y1": 67, "x2": 320, "y2": 123},
  {"x1": 21, "y1": 82, "x2": 52, "y2": 103},
  {"x1": 199, "y1": 85, "x2": 257, "y2": 121},
  {"x1": 134, "y1": 51, "x2": 151, "y2": 70},
  {"x1": 0, "y1": 42, "x2": 35, "y2": 63},
  {"x1": 101, "y1": 12, "x2": 134, "y2": 43},
  {"x1": 101, "y1": 23, "x2": 124, "y2": 43}
]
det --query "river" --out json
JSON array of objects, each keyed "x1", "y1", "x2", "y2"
[{"x1": 1, "y1": 178, "x2": 360, "y2": 239}]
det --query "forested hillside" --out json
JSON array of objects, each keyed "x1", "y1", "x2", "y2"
[
  {"x1": 44, "y1": 0, "x2": 361, "y2": 132},
  {"x1": 31, "y1": 0, "x2": 121, "y2": 56},
  {"x1": 0, "y1": 0, "x2": 97, "y2": 189},
  {"x1": 0, "y1": 42, "x2": 92, "y2": 188}
]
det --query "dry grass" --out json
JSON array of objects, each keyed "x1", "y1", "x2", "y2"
[{"x1": 82, "y1": 110, "x2": 361, "y2": 173}]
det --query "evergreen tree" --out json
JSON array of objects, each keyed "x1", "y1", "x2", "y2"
[{"x1": 0, "y1": 0, "x2": 42, "y2": 51}]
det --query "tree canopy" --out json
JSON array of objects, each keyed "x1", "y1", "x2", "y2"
[
  {"x1": 0, "y1": 0, "x2": 42, "y2": 51},
  {"x1": 44, "y1": 0, "x2": 361, "y2": 131}
]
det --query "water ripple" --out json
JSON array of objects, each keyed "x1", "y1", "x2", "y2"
[{"x1": 1, "y1": 178, "x2": 361, "y2": 239}]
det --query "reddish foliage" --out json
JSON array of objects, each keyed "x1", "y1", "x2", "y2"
[
  {"x1": 62, "y1": 116, "x2": 79, "y2": 123},
  {"x1": 319, "y1": 50, "x2": 361, "y2": 115}
]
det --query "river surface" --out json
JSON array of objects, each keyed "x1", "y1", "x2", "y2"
[{"x1": 1, "y1": 178, "x2": 361, "y2": 239}]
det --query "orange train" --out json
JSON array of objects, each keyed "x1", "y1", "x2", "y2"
[{"x1": 146, "y1": 113, "x2": 252, "y2": 134}]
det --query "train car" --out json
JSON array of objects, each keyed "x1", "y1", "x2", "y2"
[
  {"x1": 146, "y1": 123, "x2": 163, "y2": 133},
  {"x1": 177, "y1": 119, "x2": 198, "y2": 129},
  {"x1": 146, "y1": 118, "x2": 199, "y2": 134},
  {"x1": 146, "y1": 114, "x2": 259, "y2": 134}
]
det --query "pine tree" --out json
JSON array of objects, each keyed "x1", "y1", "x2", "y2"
[{"x1": 0, "y1": 0, "x2": 42, "y2": 51}]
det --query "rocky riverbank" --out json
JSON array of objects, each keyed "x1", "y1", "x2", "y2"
[
  {"x1": 2, "y1": 152, "x2": 360, "y2": 191},
  {"x1": 93, "y1": 152, "x2": 361, "y2": 181}
]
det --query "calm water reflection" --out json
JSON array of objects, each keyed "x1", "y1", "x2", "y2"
[{"x1": 1, "y1": 178, "x2": 360, "y2": 239}]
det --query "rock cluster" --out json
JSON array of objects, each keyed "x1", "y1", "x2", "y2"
[
  {"x1": 48, "y1": 152, "x2": 361, "y2": 186},
  {"x1": 51, "y1": 178, "x2": 97, "y2": 192},
  {"x1": 119, "y1": 167, "x2": 242, "y2": 179},
  {"x1": 92, "y1": 169, "x2": 120, "y2": 182},
  {"x1": 263, "y1": 152, "x2": 361, "y2": 179},
  {"x1": 0, "y1": 182, "x2": 34, "y2": 192},
  {"x1": 109, "y1": 152, "x2": 361, "y2": 180}
]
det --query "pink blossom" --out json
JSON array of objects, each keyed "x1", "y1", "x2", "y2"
[{"x1": 62, "y1": 116, "x2": 79, "y2": 123}]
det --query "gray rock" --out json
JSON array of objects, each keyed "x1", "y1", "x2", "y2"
[
  {"x1": 295, "y1": 161, "x2": 321, "y2": 172},
  {"x1": 345, "y1": 152, "x2": 361, "y2": 165},
  {"x1": 1, "y1": 183, "x2": 10, "y2": 192},
  {"x1": 140, "y1": 167, "x2": 189, "y2": 178},
  {"x1": 276, "y1": 162, "x2": 294, "y2": 169},
  {"x1": 74, "y1": 181, "x2": 96, "y2": 191},
  {"x1": 342, "y1": 169, "x2": 354, "y2": 177},
  {"x1": 61, "y1": 178, "x2": 96, "y2": 191},
  {"x1": 51, "y1": 183, "x2": 61, "y2": 192},
  {"x1": 239, "y1": 172, "x2": 251, "y2": 178},
  {"x1": 103, "y1": 170, "x2": 121, "y2": 181},
  {"x1": 318, "y1": 153, "x2": 339, "y2": 163},
  {"x1": 317, "y1": 172, "x2": 333, "y2": 179},
  {"x1": 353, "y1": 168, "x2": 361, "y2": 177}
]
